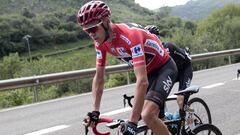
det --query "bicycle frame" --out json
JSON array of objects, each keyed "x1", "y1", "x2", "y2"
[{"x1": 87, "y1": 85, "x2": 202, "y2": 135}]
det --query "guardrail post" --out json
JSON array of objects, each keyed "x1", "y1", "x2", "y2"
[
  {"x1": 33, "y1": 79, "x2": 39, "y2": 102},
  {"x1": 126, "y1": 72, "x2": 130, "y2": 84},
  {"x1": 228, "y1": 56, "x2": 232, "y2": 64}
]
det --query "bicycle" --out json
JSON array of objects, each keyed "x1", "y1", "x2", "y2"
[
  {"x1": 84, "y1": 85, "x2": 222, "y2": 135},
  {"x1": 123, "y1": 85, "x2": 212, "y2": 135}
]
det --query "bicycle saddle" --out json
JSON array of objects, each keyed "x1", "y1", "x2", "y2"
[{"x1": 174, "y1": 85, "x2": 200, "y2": 96}]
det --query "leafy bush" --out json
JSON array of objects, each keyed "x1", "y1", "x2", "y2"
[
  {"x1": 0, "y1": 89, "x2": 32, "y2": 108},
  {"x1": 42, "y1": 16, "x2": 60, "y2": 30},
  {"x1": 105, "y1": 73, "x2": 127, "y2": 88},
  {"x1": 59, "y1": 22, "x2": 78, "y2": 31},
  {"x1": 38, "y1": 85, "x2": 58, "y2": 101},
  {"x1": 55, "y1": 30, "x2": 78, "y2": 44},
  {"x1": 0, "y1": 53, "x2": 22, "y2": 80}
]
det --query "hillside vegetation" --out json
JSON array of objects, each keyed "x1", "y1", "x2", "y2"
[
  {"x1": 0, "y1": 0, "x2": 154, "y2": 57},
  {"x1": 170, "y1": 0, "x2": 240, "y2": 20}
]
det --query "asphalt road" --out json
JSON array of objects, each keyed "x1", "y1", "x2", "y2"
[{"x1": 0, "y1": 63, "x2": 239, "y2": 135}]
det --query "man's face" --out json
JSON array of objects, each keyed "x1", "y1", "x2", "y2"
[{"x1": 83, "y1": 20, "x2": 106, "y2": 44}]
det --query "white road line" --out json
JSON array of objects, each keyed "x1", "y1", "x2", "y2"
[
  {"x1": 233, "y1": 78, "x2": 239, "y2": 80},
  {"x1": 101, "y1": 107, "x2": 131, "y2": 116},
  {"x1": 24, "y1": 125, "x2": 70, "y2": 135},
  {"x1": 202, "y1": 83, "x2": 224, "y2": 89}
]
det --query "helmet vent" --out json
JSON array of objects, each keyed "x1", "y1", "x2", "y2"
[{"x1": 99, "y1": 3, "x2": 105, "y2": 8}]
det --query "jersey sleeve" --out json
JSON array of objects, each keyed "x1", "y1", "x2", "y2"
[
  {"x1": 167, "y1": 42, "x2": 191, "y2": 61},
  {"x1": 129, "y1": 32, "x2": 146, "y2": 68},
  {"x1": 95, "y1": 44, "x2": 107, "y2": 67}
]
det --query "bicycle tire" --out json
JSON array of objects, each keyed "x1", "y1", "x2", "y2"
[
  {"x1": 192, "y1": 124, "x2": 222, "y2": 135},
  {"x1": 188, "y1": 97, "x2": 212, "y2": 125}
]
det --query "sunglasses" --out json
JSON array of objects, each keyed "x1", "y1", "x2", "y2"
[{"x1": 84, "y1": 21, "x2": 102, "y2": 34}]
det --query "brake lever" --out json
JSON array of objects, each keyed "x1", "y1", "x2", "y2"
[
  {"x1": 123, "y1": 94, "x2": 134, "y2": 107},
  {"x1": 85, "y1": 126, "x2": 89, "y2": 135},
  {"x1": 123, "y1": 94, "x2": 126, "y2": 107},
  {"x1": 82, "y1": 119, "x2": 89, "y2": 135}
]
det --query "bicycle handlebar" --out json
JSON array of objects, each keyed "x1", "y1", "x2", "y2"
[{"x1": 92, "y1": 118, "x2": 113, "y2": 135}]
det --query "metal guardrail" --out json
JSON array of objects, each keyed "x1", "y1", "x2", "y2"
[
  {"x1": 191, "y1": 48, "x2": 240, "y2": 61},
  {"x1": 0, "y1": 48, "x2": 240, "y2": 91}
]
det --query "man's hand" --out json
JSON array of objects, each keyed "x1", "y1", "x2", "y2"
[
  {"x1": 119, "y1": 121, "x2": 138, "y2": 135},
  {"x1": 82, "y1": 111, "x2": 100, "y2": 127}
]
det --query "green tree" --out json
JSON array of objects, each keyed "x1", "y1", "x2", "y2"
[
  {"x1": 157, "y1": 16, "x2": 183, "y2": 38},
  {"x1": 155, "y1": 6, "x2": 171, "y2": 19},
  {"x1": 223, "y1": 17, "x2": 240, "y2": 49},
  {"x1": 184, "y1": 21, "x2": 197, "y2": 35},
  {"x1": 196, "y1": 4, "x2": 240, "y2": 51}
]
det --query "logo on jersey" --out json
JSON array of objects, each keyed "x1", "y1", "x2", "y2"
[
  {"x1": 163, "y1": 76, "x2": 173, "y2": 93},
  {"x1": 116, "y1": 47, "x2": 130, "y2": 57},
  {"x1": 131, "y1": 44, "x2": 144, "y2": 58},
  {"x1": 120, "y1": 35, "x2": 131, "y2": 45},
  {"x1": 96, "y1": 50, "x2": 102, "y2": 59},
  {"x1": 145, "y1": 39, "x2": 164, "y2": 56}
]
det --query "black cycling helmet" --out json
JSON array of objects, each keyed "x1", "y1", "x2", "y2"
[{"x1": 144, "y1": 25, "x2": 160, "y2": 36}]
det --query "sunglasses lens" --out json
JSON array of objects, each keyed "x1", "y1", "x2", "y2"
[{"x1": 85, "y1": 26, "x2": 98, "y2": 33}]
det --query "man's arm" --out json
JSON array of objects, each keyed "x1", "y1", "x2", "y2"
[
  {"x1": 130, "y1": 65, "x2": 149, "y2": 124},
  {"x1": 92, "y1": 66, "x2": 105, "y2": 111}
]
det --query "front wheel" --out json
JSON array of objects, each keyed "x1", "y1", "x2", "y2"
[
  {"x1": 188, "y1": 97, "x2": 212, "y2": 125},
  {"x1": 191, "y1": 124, "x2": 222, "y2": 135}
]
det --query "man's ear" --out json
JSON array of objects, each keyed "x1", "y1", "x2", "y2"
[
  {"x1": 102, "y1": 17, "x2": 111, "y2": 29},
  {"x1": 103, "y1": 17, "x2": 110, "y2": 24}
]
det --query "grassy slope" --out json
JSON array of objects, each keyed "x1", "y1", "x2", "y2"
[{"x1": 0, "y1": 0, "x2": 155, "y2": 59}]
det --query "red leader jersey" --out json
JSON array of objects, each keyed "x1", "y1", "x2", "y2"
[{"x1": 95, "y1": 23, "x2": 170, "y2": 74}]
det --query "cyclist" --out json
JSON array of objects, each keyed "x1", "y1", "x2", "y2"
[
  {"x1": 78, "y1": 1, "x2": 177, "y2": 135},
  {"x1": 145, "y1": 25, "x2": 193, "y2": 110}
]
